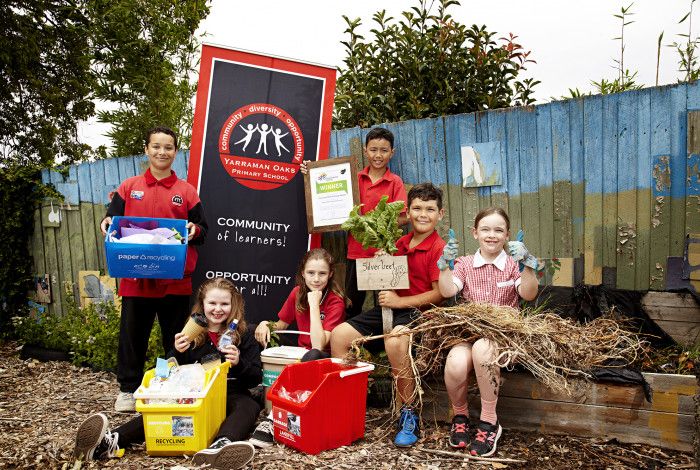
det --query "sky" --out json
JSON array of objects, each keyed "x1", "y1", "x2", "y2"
[{"x1": 79, "y1": 0, "x2": 696, "y2": 150}]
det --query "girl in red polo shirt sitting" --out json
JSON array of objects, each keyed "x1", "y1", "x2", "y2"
[
  {"x1": 254, "y1": 248, "x2": 347, "y2": 361},
  {"x1": 437, "y1": 207, "x2": 539, "y2": 457}
]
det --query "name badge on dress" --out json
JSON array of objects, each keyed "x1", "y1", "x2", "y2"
[{"x1": 497, "y1": 279, "x2": 515, "y2": 288}]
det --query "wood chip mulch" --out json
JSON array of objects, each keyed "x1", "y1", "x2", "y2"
[{"x1": 0, "y1": 341, "x2": 695, "y2": 470}]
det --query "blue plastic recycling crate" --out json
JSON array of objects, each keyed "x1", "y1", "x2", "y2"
[{"x1": 105, "y1": 216, "x2": 187, "y2": 279}]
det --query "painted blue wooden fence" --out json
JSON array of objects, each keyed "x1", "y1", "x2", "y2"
[{"x1": 35, "y1": 81, "x2": 700, "y2": 315}]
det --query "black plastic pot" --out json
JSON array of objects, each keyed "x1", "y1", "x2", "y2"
[
  {"x1": 367, "y1": 376, "x2": 393, "y2": 408},
  {"x1": 19, "y1": 344, "x2": 71, "y2": 362}
]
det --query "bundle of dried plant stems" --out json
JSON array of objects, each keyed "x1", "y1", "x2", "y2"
[{"x1": 348, "y1": 302, "x2": 645, "y2": 404}]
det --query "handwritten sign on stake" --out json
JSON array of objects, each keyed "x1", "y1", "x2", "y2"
[
  {"x1": 356, "y1": 255, "x2": 410, "y2": 291},
  {"x1": 356, "y1": 255, "x2": 410, "y2": 334}
]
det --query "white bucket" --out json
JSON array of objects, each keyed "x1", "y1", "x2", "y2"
[{"x1": 261, "y1": 345, "x2": 309, "y2": 410}]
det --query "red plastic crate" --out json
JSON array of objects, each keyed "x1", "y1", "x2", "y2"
[{"x1": 267, "y1": 358, "x2": 374, "y2": 454}]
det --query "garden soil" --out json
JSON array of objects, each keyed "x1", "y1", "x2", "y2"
[{"x1": 0, "y1": 341, "x2": 695, "y2": 470}]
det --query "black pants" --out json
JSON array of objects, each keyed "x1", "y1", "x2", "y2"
[
  {"x1": 117, "y1": 295, "x2": 190, "y2": 393},
  {"x1": 345, "y1": 259, "x2": 367, "y2": 320},
  {"x1": 217, "y1": 392, "x2": 261, "y2": 441},
  {"x1": 116, "y1": 392, "x2": 261, "y2": 447}
]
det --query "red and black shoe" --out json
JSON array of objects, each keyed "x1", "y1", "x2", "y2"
[
  {"x1": 448, "y1": 414, "x2": 470, "y2": 448},
  {"x1": 469, "y1": 420, "x2": 502, "y2": 457}
]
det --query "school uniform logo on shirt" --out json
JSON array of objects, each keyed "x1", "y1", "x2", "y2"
[
  {"x1": 171, "y1": 194, "x2": 183, "y2": 206},
  {"x1": 130, "y1": 190, "x2": 144, "y2": 200}
]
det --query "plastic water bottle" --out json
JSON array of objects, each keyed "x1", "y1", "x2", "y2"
[{"x1": 217, "y1": 319, "x2": 239, "y2": 351}]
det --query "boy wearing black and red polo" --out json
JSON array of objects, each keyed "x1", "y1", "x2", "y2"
[{"x1": 100, "y1": 126, "x2": 208, "y2": 412}]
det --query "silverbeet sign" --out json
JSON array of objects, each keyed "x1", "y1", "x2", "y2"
[
  {"x1": 356, "y1": 255, "x2": 410, "y2": 291},
  {"x1": 188, "y1": 45, "x2": 336, "y2": 324},
  {"x1": 356, "y1": 255, "x2": 410, "y2": 334}
]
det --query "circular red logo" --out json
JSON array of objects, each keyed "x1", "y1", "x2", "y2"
[{"x1": 218, "y1": 103, "x2": 304, "y2": 190}]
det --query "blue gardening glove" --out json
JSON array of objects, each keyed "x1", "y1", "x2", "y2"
[
  {"x1": 438, "y1": 228, "x2": 459, "y2": 271},
  {"x1": 508, "y1": 229, "x2": 539, "y2": 272}
]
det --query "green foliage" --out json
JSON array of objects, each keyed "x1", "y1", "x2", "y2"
[
  {"x1": 11, "y1": 286, "x2": 163, "y2": 371},
  {"x1": 0, "y1": 167, "x2": 54, "y2": 333},
  {"x1": 88, "y1": 0, "x2": 210, "y2": 155},
  {"x1": 342, "y1": 196, "x2": 405, "y2": 254},
  {"x1": 1, "y1": 1, "x2": 210, "y2": 167},
  {"x1": 1, "y1": 1, "x2": 209, "y2": 323},
  {"x1": 669, "y1": 0, "x2": 700, "y2": 82},
  {"x1": 561, "y1": 3, "x2": 642, "y2": 100},
  {"x1": 334, "y1": 0, "x2": 538, "y2": 128},
  {"x1": 0, "y1": 1, "x2": 96, "y2": 168},
  {"x1": 267, "y1": 322, "x2": 281, "y2": 348}
]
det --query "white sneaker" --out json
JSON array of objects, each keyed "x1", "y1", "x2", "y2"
[
  {"x1": 114, "y1": 392, "x2": 135, "y2": 412},
  {"x1": 192, "y1": 438, "x2": 255, "y2": 469}
]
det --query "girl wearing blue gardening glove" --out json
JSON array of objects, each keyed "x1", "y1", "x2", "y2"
[
  {"x1": 507, "y1": 229, "x2": 540, "y2": 272},
  {"x1": 436, "y1": 208, "x2": 538, "y2": 457}
]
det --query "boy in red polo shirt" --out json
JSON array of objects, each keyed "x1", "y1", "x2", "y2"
[
  {"x1": 331, "y1": 182, "x2": 445, "y2": 448},
  {"x1": 301, "y1": 127, "x2": 407, "y2": 318},
  {"x1": 99, "y1": 126, "x2": 208, "y2": 412}
]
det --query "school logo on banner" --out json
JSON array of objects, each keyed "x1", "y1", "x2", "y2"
[{"x1": 219, "y1": 103, "x2": 304, "y2": 190}]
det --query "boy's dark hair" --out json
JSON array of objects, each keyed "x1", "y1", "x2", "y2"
[
  {"x1": 365, "y1": 127, "x2": 394, "y2": 148},
  {"x1": 145, "y1": 126, "x2": 178, "y2": 148},
  {"x1": 407, "y1": 182, "x2": 443, "y2": 210}
]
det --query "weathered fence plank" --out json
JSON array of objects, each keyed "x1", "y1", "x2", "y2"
[
  {"x1": 616, "y1": 90, "x2": 639, "y2": 290},
  {"x1": 635, "y1": 90, "x2": 652, "y2": 291},
  {"x1": 583, "y1": 95, "x2": 603, "y2": 285},
  {"x1": 601, "y1": 93, "x2": 619, "y2": 283},
  {"x1": 535, "y1": 103, "x2": 554, "y2": 260},
  {"x1": 670, "y1": 86, "x2": 688, "y2": 257},
  {"x1": 569, "y1": 98, "x2": 585, "y2": 266},
  {"x1": 483, "y1": 110, "x2": 503, "y2": 212},
  {"x1": 649, "y1": 86, "x2": 673, "y2": 290},
  {"x1": 442, "y1": 114, "x2": 466, "y2": 249}
]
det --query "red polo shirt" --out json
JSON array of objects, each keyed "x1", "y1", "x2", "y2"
[
  {"x1": 394, "y1": 230, "x2": 445, "y2": 298},
  {"x1": 112, "y1": 169, "x2": 203, "y2": 297},
  {"x1": 277, "y1": 286, "x2": 346, "y2": 350},
  {"x1": 346, "y1": 166, "x2": 407, "y2": 259}
]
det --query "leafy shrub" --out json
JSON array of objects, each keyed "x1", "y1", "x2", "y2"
[
  {"x1": 12, "y1": 286, "x2": 163, "y2": 371},
  {"x1": 334, "y1": 0, "x2": 538, "y2": 128},
  {"x1": 0, "y1": 166, "x2": 49, "y2": 335}
]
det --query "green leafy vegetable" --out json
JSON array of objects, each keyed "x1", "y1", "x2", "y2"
[{"x1": 342, "y1": 196, "x2": 404, "y2": 254}]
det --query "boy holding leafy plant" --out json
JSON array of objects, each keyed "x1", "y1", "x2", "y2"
[
  {"x1": 331, "y1": 182, "x2": 446, "y2": 448},
  {"x1": 301, "y1": 127, "x2": 407, "y2": 318}
]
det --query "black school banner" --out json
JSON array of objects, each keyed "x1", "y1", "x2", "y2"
[{"x1": 188, "y1": 45, "x2": 336, "y2": 324}]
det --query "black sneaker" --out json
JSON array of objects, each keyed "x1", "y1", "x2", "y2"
[
  {"x1": 192, "y1": 438, "x2": 255, "y2": 469},
  {"x1": 73, "y1": 413, "x2": 121, "y2": 461},
  {"x1": 448, "y1": 414, "x2": 470, "y2": 449},
  {"x1": 249, "y1": 419, "x2": 274, "y2": 448},
  {"x1": 469, "y1": 420, "x2": 502, "y2": 457}
]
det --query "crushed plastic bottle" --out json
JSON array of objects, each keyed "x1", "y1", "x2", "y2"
[
  {"x1": 217, "y1": 319, "x2": 239, "y2": 351},
  {"x1": 278, "y1": 386, "x2": 312, "y2": 403}
]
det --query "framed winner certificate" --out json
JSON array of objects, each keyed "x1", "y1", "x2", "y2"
[{"x1": 303, "y1": 156, "x2": 360, "y2": 233}]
